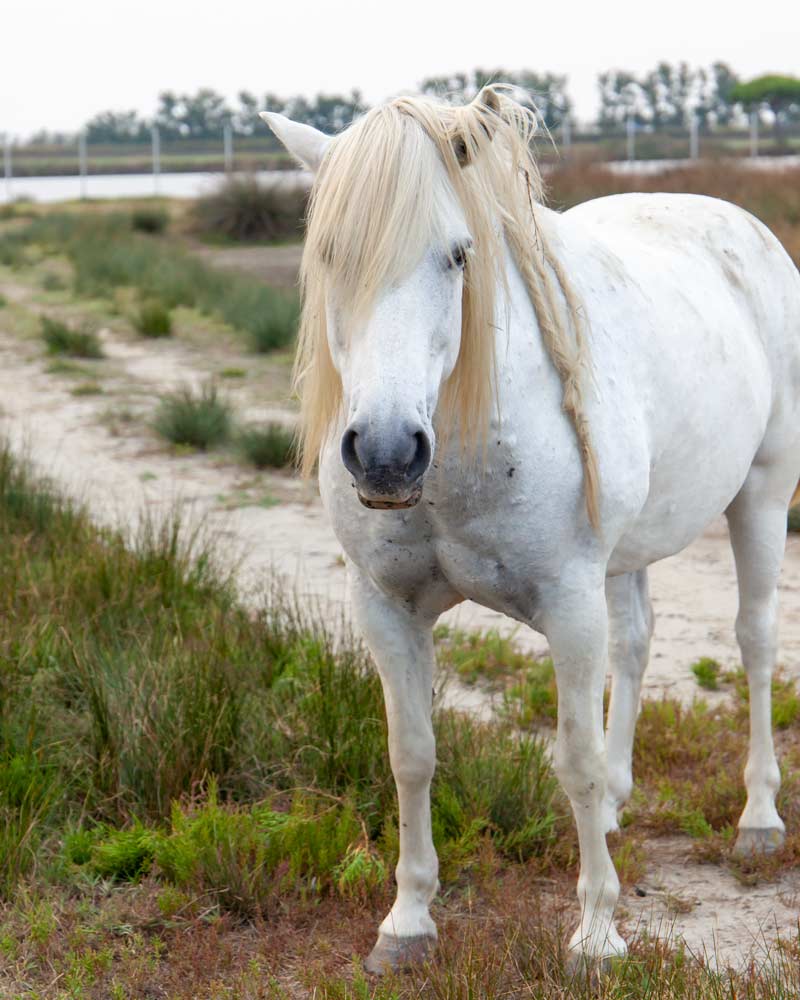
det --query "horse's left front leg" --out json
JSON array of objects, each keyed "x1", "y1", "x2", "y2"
[
  {"x1": 542, "y1": 577, "x2": 626, "y2": 968},
  {"x1": 349, "y1": 567, "x2": 439, "y2": 975}
]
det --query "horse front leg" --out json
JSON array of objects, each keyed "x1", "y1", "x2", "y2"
[
  {"x1": 543, "y1": 577, "x2": 626, "y2": 967},
  {"x1": 349, "y1": 567, "x2": 438, "y2": 975}
]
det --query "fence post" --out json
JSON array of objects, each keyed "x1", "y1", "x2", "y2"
[
  {"x1": 78, "y1": 132, "x2": 88, "y2": 199},
  {"x1": 749, "y1": 111, "x2": 759, "y2": 158},
  {"x1": 626, "y1": 116, "x2": 636, "y2": 163},
  {"x1": 561, "y1": 115, "x2": 571, "y2": 159},
  {"x1": 151, "y1": 125, "x2": 161, "y2": 194},
  {"x1": 689, "y1": 114, "x2": 699, "y2": 160},
  {"x1": 223, "y1": 123, "x2": 233, "y2": 174},
  {"x1": 3, "y1": 136, "x2": 11, "y2": 202}
]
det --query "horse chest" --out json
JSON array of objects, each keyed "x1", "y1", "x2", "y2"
[{"x1": 322, "y1": 450, "x2": 561, "y2": 626}]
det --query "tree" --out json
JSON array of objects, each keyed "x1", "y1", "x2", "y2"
[
  {"x1": 597, "y1": 70, "x2": 647, "y2": 128},
  {"x1": 699, "y1": 62, "x2": 740, "y2": 126},
  {"x1": 598, "y1": 62, "x2": 742, "y2": 132},
  {"x1": 730, "y1": 74, "x2": 800, "y2": 142},
  {"x1": 84, "y1": 110, "x2": 148, "y2": 144},
  {"x1": 154, "y1": 89, "x2": 233, "y2": 139},
  {"x1": 639, "y1": 62, "x2": 695, "y2": 127},
  {"x1": 234, "y1": 91, "x2": 260, "y2": 135}
]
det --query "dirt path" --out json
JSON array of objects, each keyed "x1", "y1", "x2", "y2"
[{"x1": 2, "y1": 267, "x2": 800, "y2": 968}]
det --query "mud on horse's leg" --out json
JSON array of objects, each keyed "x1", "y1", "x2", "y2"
[{"x1": 349, "y1": 568, "x2": 438, "y2": 975}]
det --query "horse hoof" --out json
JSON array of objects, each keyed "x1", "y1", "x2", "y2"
[
  {"x1": 734, "y1": 827, "x2": 785, "y2": 857},
  {"x1": 364, "y1": 932, "x2": 436, "y2": 975}
]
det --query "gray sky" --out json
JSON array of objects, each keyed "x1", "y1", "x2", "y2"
[{"x1": 4, "y1": 0, "x2": 799, "y2": 138}]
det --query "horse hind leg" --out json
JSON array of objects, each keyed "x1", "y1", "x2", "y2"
[
  {"x1": 725, "y1": 464, "x2": 792, "y2": 856},
  {"x1": 603, "y1": 569, "x2": 654, "y2": 834}
]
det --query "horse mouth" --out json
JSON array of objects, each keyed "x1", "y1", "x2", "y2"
[{"x1": 357, "y1": 482, "x2": 423, "y2": 510}]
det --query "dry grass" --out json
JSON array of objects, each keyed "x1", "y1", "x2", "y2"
[{"x1": 547, "y1": 161, "x2": 800, "y2": 268}]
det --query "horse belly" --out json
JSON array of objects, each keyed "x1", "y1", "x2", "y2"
[{"x1": 609, "y1": 342, "x2": 772, "y2": 574}]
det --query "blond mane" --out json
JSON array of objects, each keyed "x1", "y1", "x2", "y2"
[{"x1": 293, "y1": 85, "x2": 600, "y2": 529}]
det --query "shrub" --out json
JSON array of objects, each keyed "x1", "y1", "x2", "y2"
[
  {"x1": 90, "y1": 822, "x2": 158, "y2": 881},
  {"x1": 40, "y1": 316, "x2": 103, "y2": 359},
  {"x1": 131, "y1": 207, "x2": 169, "y2": 234},
  {"x1": 691, "y1": 657, "x2": 721, "y2": 691},
  {"x1": 153, "y1": 785, "x2": 376, "y2": 918},
  {"x1": 134, "y1": 299, "x2": 172, "y2": 338},
  {"x1": 190, "y1": 176, "x2": 307, "y2": 243},
  {"x1": 40, "y1": 271, "x2": 65, "y2": 292},
  {"x1": 237, "y1": 423, "x2": 295, "y2": 469},
  {"x1": 9, "y1": 212, "x2": 299, "y2": 352},
  {"x1": 154, "y1": 383, "x2": 232, "y2": 449},
  {"x1": 220, "y1": 277, "x2": 299, "y2": 353}
]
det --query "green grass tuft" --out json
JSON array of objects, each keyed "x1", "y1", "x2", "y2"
[
  {"x1": 134, "y1": 299, "x2": 173, "y2": 338},
  {"x1": 40, "y1": 271, "x2": 66, "y2": 292},
  {"x1": 236, "y1": 423, "x2": 295, "y2": 469},
  {"x1": 70, "y1": 381, "x2": 103, "y2": 396},
  {"x1": 41, "y1": 315, "x2": 103, "y2": 359},
  {"x1": 131, "y1": 207, "x2": 169, "y2": 235},
  {"x1": 154, "y1": 383, "x2": 232, "y2": 450},
  {"x1": 691, "y1": 657, "x2": 721, "y2": 691}
]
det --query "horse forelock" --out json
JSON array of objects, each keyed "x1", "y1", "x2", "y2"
[{"x1": 293, "y1": 86, "x2": 600, "y2": 529}]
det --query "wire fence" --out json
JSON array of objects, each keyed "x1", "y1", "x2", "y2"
[{"x1": 4, "y1": 118, "x2": 800, "y2": 203}]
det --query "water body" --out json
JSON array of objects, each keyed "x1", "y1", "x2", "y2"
[
  {"x1": 0, "y1": 169, "x2": 311, "y2": 204},
  {"x1": 3, "y1": 157, "x2": 798, "y2": 205}
]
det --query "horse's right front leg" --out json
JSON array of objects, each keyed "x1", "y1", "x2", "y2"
[{"x1": 349, "y1": 567, "x2": 438, "y2": 975}]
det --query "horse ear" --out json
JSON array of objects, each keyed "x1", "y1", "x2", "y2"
[
  {"x1": 453, "y1": 88, "x2": 502, "y2": 167},
  {"x1": 259, "y1": 112, "x2": 330, "y2": 173}
]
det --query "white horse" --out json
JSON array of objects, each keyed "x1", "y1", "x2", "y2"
[{"x1": 261, "y1": 88, "x2": 800, "y2": 973}]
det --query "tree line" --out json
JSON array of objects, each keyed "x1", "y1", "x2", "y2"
[{"x1": 28, "y1": 65, "x2": 800, "y2": 145}]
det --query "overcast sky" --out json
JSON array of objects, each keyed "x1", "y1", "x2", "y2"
[{"x1": 3, "y1": 0, "x2": 799, "y2": 138}]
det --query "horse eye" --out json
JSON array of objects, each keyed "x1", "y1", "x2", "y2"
[{"x1": 448, "y1": 244, "x2": 468, "y2": 270}]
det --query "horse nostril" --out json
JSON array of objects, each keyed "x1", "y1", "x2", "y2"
[
  {"x1": 406, "y1": 430, "x2": 431, "y2": 482},
  {"x1": 341, "y1": 426, "x2": 363, "y2": 478}
]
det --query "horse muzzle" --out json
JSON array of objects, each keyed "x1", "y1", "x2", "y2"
[{"x1": 341, "y1": 421, "x2": 431, "y2": 511}]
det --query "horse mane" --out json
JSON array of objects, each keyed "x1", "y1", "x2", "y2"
[{"x1": 294, "y1": 85, "x2": 600, "y2": 529}]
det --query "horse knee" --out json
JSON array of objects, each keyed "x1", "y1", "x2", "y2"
[
  {"x1": 553, "y1": 740, "x2": 607, "y2": 804},
  {"x1": 388, "y1": 734, "x2": 436, "y2": 788},
  {"x1": 736, "y1": 596, "x2": 778, "y2": 673}
]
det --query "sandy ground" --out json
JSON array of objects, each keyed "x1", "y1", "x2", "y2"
[{"x1": 2, "y1": 260, "x2": 800, "y2": 968}]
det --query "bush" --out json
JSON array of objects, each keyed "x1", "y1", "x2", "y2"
[
  {"x1": 691, "y1": 657, "x2": 721, "y2": 690},
  {"x1": 10, "y1": 212, "x2": 299, "y2": 352},
  {"x1": 237, "y1": 423, "x2": 295, "y2": 469},
  {"x1": 190, "y1": 176, "x2": 307, "y2": 243},
  {"x1": 40, "y1": 271, "x2": 65, "y2": 292},
  {"x1": 154, "y1": 786, "x2": 377, "y2": 918},
  {"x1": 154, "y1": 383, "x2": 232, "y2": 449},
  {"x1": 134, "y1": 299, "x2": 172, "y2": 338},
  {"x1": 131, "y1": 207, "x2": 169, "y2": 234},
  {"x1": 40, "y1": 316, "x2": 103, "y2": 359}
]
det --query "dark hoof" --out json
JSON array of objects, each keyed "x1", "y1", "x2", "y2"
[
  {"x1": 364, "y1": 933, "x2": 436, "y2": 976},
  {"x1": 734, "y1": 827, "x2": 785, "y2": 857}
]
